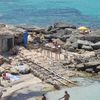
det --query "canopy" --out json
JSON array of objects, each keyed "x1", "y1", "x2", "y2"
[{"x1": 78, "y1": 26, "x2": 88, "y2": 30}]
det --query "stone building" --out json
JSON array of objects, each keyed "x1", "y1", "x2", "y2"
[
  {"x1": 0, "y1": 24, "x2": 25, "y2": 53},
  {"x1": 0, "y1": 31, "x2": 14, "y2": 52}
]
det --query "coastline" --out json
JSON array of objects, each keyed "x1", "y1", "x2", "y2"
[
  {"x1": 2, "y1": 75, "x2": 100, "y2": 100},
  {"x1": 0, "y1": 22, "x2": 100, "y2": 100},
  {"x1": 2, "y1": 74, "x2": 54, "y2": 100}
]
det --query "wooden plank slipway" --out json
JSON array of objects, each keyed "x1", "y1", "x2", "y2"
[{"x1": 17, "y1": 51, "x2": 78, "y2": 88}]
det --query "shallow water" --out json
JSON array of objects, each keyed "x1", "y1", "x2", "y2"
[
  {"x1": 7, "y1": 77, "x2": 100, "y2": 100},
  {"x1": 47, "y1": 78, "x2": 100, "y2": 100},
  {"x1": 0, "y1": 0, "x2": 100, "y2": 28}
]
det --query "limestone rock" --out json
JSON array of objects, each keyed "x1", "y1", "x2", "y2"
[
  {"x1": 77, "y1": 39, "x2": 93, "y2": 46},
  {"x1": 62, "y1": 60, "x2": 71, "y2": 66},
  {"x1": 84, "y1": 61, "x2": 100, "y2": 67},
  {"x1": 67, "y1": 46, "x2": 75, "y2": 52},
  {"x1": 54, "y1": 22, "x2": 76, "y2": 29},
  {"x1": 98, "y1": 72, "x2": 100, "y2": 74},
  {"x1": 10, "y1": 68, "x2": 19, "y2": 75},
  {"x1": 47, "y1": 25, "x2": 53, "y2": 31},
  {"x1": 96, "y1": 65, "x2": 100, "y2": 72},
  {"x1": 76, "y1": 64, "x2": 84, "y2": 68},
  {"x1": 64, "y1": 29, "x2": 72, "y2": 35},
  {"x1": 0, "y1": 23, "x2": 6, "y2": 28},
  {"x1": 85, "y1": 68, "x2": 94, "y2": 73},
  {"x1": 92, "y1": 42, "x2": 100, "y2": 50},
  {"x1": 82, "y1": 45, "x2": 93, "y2": 51},
  {"x1": 0, "y1": 67, "x2": 5, "y2": 75}
]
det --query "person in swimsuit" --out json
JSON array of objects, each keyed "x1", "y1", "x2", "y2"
[
  {"x1": 59, "y1": 91, "x2": 70, "y2": 100},
  {"x1": 42, "y1": 94, "x2": 47, "y2": 100}
]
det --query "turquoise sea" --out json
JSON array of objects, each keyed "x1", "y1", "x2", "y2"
[{"x1": 0, "y1": 0, "x2": 100, "y2": 28}]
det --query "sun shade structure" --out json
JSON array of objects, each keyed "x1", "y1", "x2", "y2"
[{"x1": 78, "y1": 26, "x2": 89, "y2": 30}]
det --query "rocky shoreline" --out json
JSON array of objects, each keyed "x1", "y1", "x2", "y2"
[
  {"x1": 8, "y1": 22, "x2": 100, "y2": 73},
  {"x1": 0, "y1": 22, "x2": 100, "y2": 99}
]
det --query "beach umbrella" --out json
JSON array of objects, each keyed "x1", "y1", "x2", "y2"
[{"x1": 78, "y1": 26, "x2": 88, "y2": 30}]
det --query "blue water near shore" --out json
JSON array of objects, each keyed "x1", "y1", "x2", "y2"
[{"x1": 0, "y1": 0, "x2": 100, "y2": 28}]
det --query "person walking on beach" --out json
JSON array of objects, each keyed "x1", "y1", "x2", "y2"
[
  {"x1": 42, "y1": 94, "x2": 47, "y2": 100},
  {"x1": 59, "y1": 91, "x2": 70, "y2": 100}
]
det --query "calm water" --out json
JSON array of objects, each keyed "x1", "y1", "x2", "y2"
[
  {"x1": 0, "y1": 0, "x2": 100, "y2": 28},
  {"x1": 47, "y1": 78, "x2": 100, "y2": 100},
  {"x1": 9, "y1": 77, "x2": 100, "y2": 100}
]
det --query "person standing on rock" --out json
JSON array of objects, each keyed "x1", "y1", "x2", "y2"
[
  {"x1": 59, "y1": 91, "x2": 70, "y2": 100},
  {"x1": 23, "y1": 31, "x2": 28, "y2": 48},
  {"x1": 42, "y1": 94, "x2": 47, "y2": 100}
]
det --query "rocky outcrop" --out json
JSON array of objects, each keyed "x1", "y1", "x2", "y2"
[
  {"x1": 82, "y1": 45, "x2": 93, "y2": 51},
  {"x1": 53, "y1": 22, "x2": 77, "y2": 29},
  {"x1": 16, "y1": 25, "x2": 45, "y2": 33},
  {"x1": 76, "y1": 61, "x2": 100, "y2": 73},
  {"x1": 1, "y1": 22, "x2": 100, "y2": 75},
  {"x1": 96, "y1": 65, "x2": 100, "y2": 72},
  {"x1": 92, "y1": 42, "x2": 100, "y2": 49}
]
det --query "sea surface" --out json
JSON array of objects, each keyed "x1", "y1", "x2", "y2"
[{"x1": 0, "y1": 0, "x2": 100, "y2": 28}]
